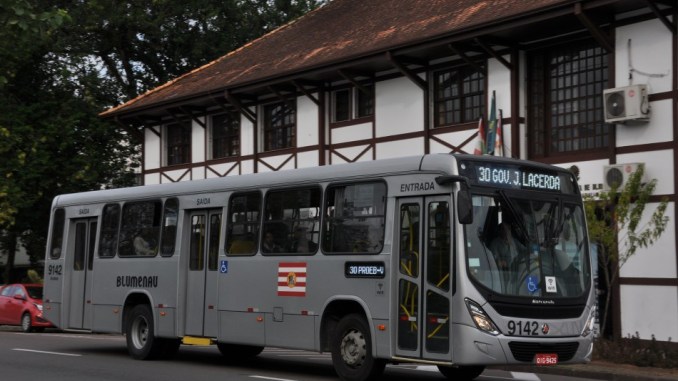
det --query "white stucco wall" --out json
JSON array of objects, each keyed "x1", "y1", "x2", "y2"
[
  {"x1": 620, "y1": 285, "x2": 678, "y2": 341},
  {"x1": 375, "y1": 77, "x2": 424, "y2": 137}
]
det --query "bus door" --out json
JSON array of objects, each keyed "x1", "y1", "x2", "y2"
[
  {"x1": 185, "y1": 208, "x2": 222, "y2": 338},
  {"x1": 395, "y1": 196, "x2": 453, "y2": 361},
  {"x1": 68, "y1": 217, "x2": 97, "y2": 330}
]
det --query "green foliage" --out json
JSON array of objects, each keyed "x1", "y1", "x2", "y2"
[
  {"x1": 584, "y1": 164, "x2": 669, "y2": 337},
  {"x1": 1, "y1": 0, "x2": 323, "y2": 279},
  {"x1": 51, "y1": 0, "x2": 324, "y2": 102},
  {"x1": 0, "y1": 0, "x2": 69, "y2": 86}
]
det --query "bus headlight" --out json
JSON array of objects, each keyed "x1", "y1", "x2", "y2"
[
  {"x1": 581, "y1": 306, "x2": 596, "y2": 337},
  {"x1": 465, "y1": 298, "x2": 499, "y2": 336}
]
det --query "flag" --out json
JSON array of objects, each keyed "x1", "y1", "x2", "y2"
[
  {"x1": 473, "y1": 117, "x2": 486, "y2": 155},
  {"x1": 494, "y1": 109, "x2": 503, "y2": 157},
  {"x1": 486, "y1": 91, "x2": 497, "y2": 155},
  {"x1": 277, "y1": 262, "x2": 307, "y2": 297}
]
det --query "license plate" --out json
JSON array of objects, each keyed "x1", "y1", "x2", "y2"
[{"x1": 535, "y1": 353, "x2": 558, "y2": 365}]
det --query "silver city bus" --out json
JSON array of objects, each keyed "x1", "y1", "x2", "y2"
[{"x1": 44, "y1": 154, "x2": 595, "y2": 381}]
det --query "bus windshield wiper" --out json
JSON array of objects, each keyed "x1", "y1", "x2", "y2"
[{"x1": 497, "y1": 190, "x2": 530, "y2": 245}]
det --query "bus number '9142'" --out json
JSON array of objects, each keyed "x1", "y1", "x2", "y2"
[{"x1": 47, "y1": 264, "x2": 63, "y2": 276}]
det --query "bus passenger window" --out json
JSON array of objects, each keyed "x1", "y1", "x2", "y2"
[
  {"x1": 160, "y1": 198, "x2": 179, "y2": 256},
  {"x1": 323, "y1": 182, "x2": 386, "y2": 254},
  {"x1": 99, "y1": 204, "x2": 120, "y2": 258},
  {"x1": 118, "y1": 200, "x2": 162, "y2": 257},
  {"x1": 50, "y1": 208, "x2": 65, "y2": 259},
  {"x1": 263, "y1": 187, "x2": 320, "y2": 255},
  {"x1": 226, "y1": 192, "x2": 261, "y2": 256}
]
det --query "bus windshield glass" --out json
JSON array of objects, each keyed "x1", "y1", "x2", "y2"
[{"x1": 465, "y1": 193, "x2": 590, "y2": 298}]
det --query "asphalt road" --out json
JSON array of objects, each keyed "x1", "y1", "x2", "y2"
[{"x1": 0, "y1": 328, "x2": 602, "y2": 381}]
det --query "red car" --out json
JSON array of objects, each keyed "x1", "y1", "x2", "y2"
[{"x1": 0, "y1": 284, "x2": 54, "y2": 332}]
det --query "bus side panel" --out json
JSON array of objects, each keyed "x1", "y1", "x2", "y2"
[
  {"x1": 44, "y1": 258, "x2": 65, "y2": 328},
  {"x1": 157, "y1": 307, "x2": 176, "y2": 337},
  {"x1": 44, "y1": 215, "x2": 71, "y2": 329},
  {"x1": 265, "y1": 313, "x2": 316, "y2": 349},
  {"x1": 219, "y1": 311, "x2": 265, "y2": 346},
  {"x1": 92, "y1": 304, "x2": 123, "y2": 334},
  {"x1": 91, "y1": 258, "x2": 180, "y2": 336}
]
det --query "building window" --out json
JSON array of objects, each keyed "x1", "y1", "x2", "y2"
[
  {"x1": 263, "y1": 101, "x2": 295, "y2": 151},
  {"x1": 528, "y1": 40, "x2": 609, "y2": 158},
  {"x1": 166, "y1": 121, "x2": 191, "y2": 165},
  {"x1": 331, "y1": 85, "x2": 374, "y2": 123},
  {"x1": 210, "y1": 113, "x2": 240, "y2": 159},
  {"x1": 433, "y1": 67, "x2": 484, "y2": 127}
]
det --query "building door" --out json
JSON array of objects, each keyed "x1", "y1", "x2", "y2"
[
  {"x1": 68, "y1": 218, "x2": 97, "y2": 330},
  {"x1": 395, "y1": 196, "x2": 453, "y2": 361},
  {"x1": 185, "y1": 209, "x2": 222, "y2": 337}
]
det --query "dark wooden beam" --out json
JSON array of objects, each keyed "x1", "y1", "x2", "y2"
[
  {"x1": 644, "y1": 0, "x2": 676, "y2": 34},
  {"x1": 179, "y1": 106, "x2": 206, "y2": 129},
  {"x1": 337, "y1": 69, "x2": 372, "y2": 96},
  {"x1": 386, "y1": 51, "x2": 427, "y2": 91},
  {"x1": 113, "y1": 116, "x2": 144, "y2": 142},
  {"x1": 574, "y1": 2, "x2": 614, "y2": 53},
  {"x1": 448, "y1": 44, "x2": 487, "y2": 76},
  {"x1": 224, "y1": 90, "x2": 256, "y2": 124},
  {"x1": 474, "y1": 38, "x2": 513, "y2": 71},
  {"x1": 292, "y1": 79, "x2": 320, "y2": 106},
  {"x1": 267, "y1": 85, "x2": 296, "y2": 111}
]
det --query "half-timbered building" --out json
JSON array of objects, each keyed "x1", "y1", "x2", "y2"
[{"x1": 101, "y1": 0, "x2": 678, "y2": 341}]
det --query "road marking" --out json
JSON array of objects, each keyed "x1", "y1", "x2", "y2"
[
  {"x1": 510, "y1": 372, "x2": 541, "y2": 380},
  {"x1": 12, "y1": 348, "x2": 82, "y2": 357},
  {"x1": 414, "y1": 365, "x2": 440, "y2": 372},
  {"x1": 250, "y1": 376, "x2": 299, "y2": 381}
]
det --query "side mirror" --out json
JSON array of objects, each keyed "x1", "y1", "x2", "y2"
[
  {"x1": 457, "y1": 182, "x2": 473, "y2": 224},
  {"x1": 13, "y1": 294, "x2": 26, "y2": 301}
]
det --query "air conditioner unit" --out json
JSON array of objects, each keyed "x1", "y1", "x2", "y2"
[
  {"x1": 603, "y1": 84, "x2": 650, "y2": 123},
  {"x1": 603, "y1": 163, "x2": 646, "y2": 191}
]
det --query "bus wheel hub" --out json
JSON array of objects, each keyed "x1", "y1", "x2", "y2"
[{"x1": 340, "y1": 329, "x2": 366, "y2": 367}]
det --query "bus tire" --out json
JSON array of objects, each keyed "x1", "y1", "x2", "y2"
[
  {"x1": 125, "y1": 304, "x2": 162, "y2": 360},
  {"x1": 331, "y1": 314, "x2": 385, "y2": 381},
  {"x1": 217, "y1": 343, "x2": 264, "y2": 359},
  {"x1": 437, "y1": 365, "x2": 485, "y2": 380}
]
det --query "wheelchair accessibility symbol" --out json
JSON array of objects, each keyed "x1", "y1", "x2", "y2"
[
  {"x1": 526, "y1": 275, "x2": 539, "y2": 293},
  {"x1": 220, "y1": 260, "x2": 229, "y2": 274}
]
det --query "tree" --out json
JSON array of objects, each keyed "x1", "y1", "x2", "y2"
[
  {"x1": 0, "y1": 0, "x2": 68, "y2": 86},
  {"x1": 584, "y1": 165, "x2": 669, "y2": 338},
  {"x1": 1, "y1": 0, "x2": 325, "y2": 282},
  {"x1": 52, "y1": 0, "x2": 325, "y2": 103}
]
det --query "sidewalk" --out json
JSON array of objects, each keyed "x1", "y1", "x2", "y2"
[{"x1": 493, "y1": 361, "x2": 678, "y2": 381}]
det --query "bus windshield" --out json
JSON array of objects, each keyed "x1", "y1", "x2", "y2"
[{"x1": 465, "y1": 193, "x2": 590, "y2": 298}]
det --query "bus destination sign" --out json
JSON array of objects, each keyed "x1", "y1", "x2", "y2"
[
  {"x1": 472, "y1": 164, "x2": 561, "y2": 192},
  {"x1": 345, "y1": 262, "x2": 386, "y2": 278}
]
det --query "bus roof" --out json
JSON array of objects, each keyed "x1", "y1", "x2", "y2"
[{"x1": 52, "y1": 154, "x2": 572, "y2": 208}]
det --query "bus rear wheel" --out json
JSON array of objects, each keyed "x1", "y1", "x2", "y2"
[
  {"x1": 126, "y1": 304, "x2": 165, "y2": 360},
  {"x1": 437, "y1": 365, "x2": 485, "y2": 380},
  {"x1": 331, "y1": 314, "x2": 385, "y2": 381}
]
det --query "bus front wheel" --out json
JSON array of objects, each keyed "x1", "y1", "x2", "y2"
[
  {"x1": 126, "y1": 304, "x2": 164, "y2": 360},
  {"x1": 437, "y1": 365, "x2": 485, "y2": 380},
  {"x1": 331, "y1": 314, "x2": 385, "y2": 381}
]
